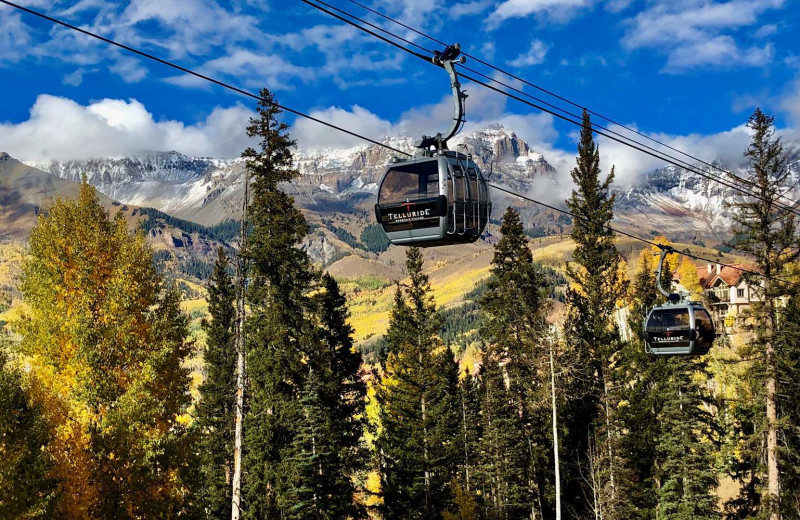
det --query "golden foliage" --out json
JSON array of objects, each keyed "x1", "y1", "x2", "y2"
[{"x1": 13, "y1": 183, "x2": 192, "y2": 518}]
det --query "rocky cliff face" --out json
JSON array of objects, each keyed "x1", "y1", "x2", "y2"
[{"x1": 24, "y1": 124, "x2": 800, "y2": 248}]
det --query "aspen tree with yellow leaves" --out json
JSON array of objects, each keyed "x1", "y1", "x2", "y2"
[{"x1": 16, "y1": 181, "x2": 195, "y2": 519}]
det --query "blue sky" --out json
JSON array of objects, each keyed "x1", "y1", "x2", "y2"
[{"x1": 1, "y1": 0, "x2": 799, "y2": 185}]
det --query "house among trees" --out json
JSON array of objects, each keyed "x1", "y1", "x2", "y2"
[{"x1": 675, "y1": 262, "x2": 761, "y2": 331}]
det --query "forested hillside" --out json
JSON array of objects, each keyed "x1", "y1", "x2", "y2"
[{"x1": 1, "y1": 93, "x2": 799, "y2": 520}]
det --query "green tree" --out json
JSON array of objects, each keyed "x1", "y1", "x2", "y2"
[
  {"x1": 377, "y1": 247, "x2": 461, "y2": 519},
  {"x1": 617, "y1": 248, "x2": 718, "y2": 520},
  {"x1": 776, "y1": 290, "x2": 800, "y2": 518},
  {"x1": 725, "y1": 108, "x2": 799, "y2": 520},
  {"x1": 282, "y1": 274, "x2": 366, "y2": 519},
  {"x1": 241, "y1": 90, "x2": 364, "y2": 519},
  {"x1": 654, "y1": 360, "x2": 718, "y2": 520},
  {"x1": 561, "y1": 109, "x2": 625, "y2": 519},
  {"x1": 18, "y1": 182, "x2": 194, "y2": 519},
  {"x1": 0, "y1": 340, "x2": 57, "y2": 519},
  {"x1": 195, "y1": 248, "x2": 237, "y2": 519},
  {"x1": 478, "y1": 206, "x2": 552, "y2": 519},
  {"x1": 242, "y1": 89, "x2": 316, "y2": 519}
]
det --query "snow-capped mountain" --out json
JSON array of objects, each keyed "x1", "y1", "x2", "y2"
[
  {"x1": 28, "y1": 125, "x2": 555, "y2": 226},
  {"x1": 22, "y1": 123, "x2": 800, "y2": 242}
]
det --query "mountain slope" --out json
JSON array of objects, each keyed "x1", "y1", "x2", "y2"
[{"x1": 0, "y1": 152, "x2": 116, "y2": 239}]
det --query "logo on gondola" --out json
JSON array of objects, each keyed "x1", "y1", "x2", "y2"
[
  {"x1": 654, "y1": 332, "x2": 685, "y2": 343},
  {"x1": 386, "y1": 203, "x2": 433, "y2": 223}
]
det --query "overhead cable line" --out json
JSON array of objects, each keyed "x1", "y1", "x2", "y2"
[
  {"x1": 342, "y1": 0, "x2": 799, "y2": 209},
  {"x1": 5, "y1": 0, "x2": 797, "y2": 289},
  {"x1": 301, "y1": 0, "x2": 800, "y2": 218},
  {"x1": 488, "y1": 182, "x2": 800, "y2": 290},
  {"x1": 0, "y1": 0, "x2": 409, "y2": 158}
]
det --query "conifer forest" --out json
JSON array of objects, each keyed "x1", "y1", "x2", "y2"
[{"x1": 3, "y1": 90, "x2": 800, "y2": 520}]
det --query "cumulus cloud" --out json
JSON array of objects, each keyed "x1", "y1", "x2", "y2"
[
  {"x1": 292, "y1": 105, "x2": 393, "y2": 151},
  {"x1": 507, "y1": 40, "x2": 550, "y2": 68},
  {"x1": 594, "y1": 123, "x2": 754, "y2": 187},
  {"x1": 781, "y1": 79, "x2": 800, "y2": 126},
  {"x1": 451, "y1": 0, "x2": 494, "y2": 19},
  {"x1": 487, "y1": 0, "x2": 593, "y2": 27},
  {"x1": 0, "y1": 95, "x2": 255, "y2": 161},
  {"x1": 166, "y1": 50, "x2": 315, "y2": 91},
  {"x1": 622, "y1": 0, "x2": 783, "y2": 72},
  {"x1": 0, "y1": 8, "x2": 32, "y2": 65}
]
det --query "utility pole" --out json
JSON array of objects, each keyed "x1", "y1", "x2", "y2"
[
  {"x1": 549, "y1": 329, "x2": 561, "y2": 520},
  {"x1": 231, "y1": 168, "x2": 250, "y2": 520}
]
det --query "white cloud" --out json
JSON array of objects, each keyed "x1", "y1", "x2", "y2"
[
  {"x1": 666, "y1": 37, "x2": 772, "y2": 70},
  {"x1": 451, "y1": 0, "x2": 494, "y2": 18},
  {"x1": 781, "y1": 79, "x2": 800, "y2": 126},
  {"x1": 109, "y1": 56, "x2": 148, "y2": 83},
  {"x1": 167, "y1": 50, "x2": 315, "y2": 90},
  {"x1": 487, "y1": 0, "x2": 592, "y2": 27},
  {"x1": 507, "y1": 40, "x2": 550, "y2": 67},
  {"x1": 623, "y1": 0, "x2": 784, "y2": 72},
  {"x1": 63, "y1": 68, "x2": 91, "y2": 86},
  {"x1": 112, "y1": 0, "x2": 261, "y2": 59},
  {"x1": 593, "y1": 123, "x2": 754, "y2": 187},
  {"x1": 754, "y1": 24, "x2": 778, "y2": 38},
  {"x1": 0, "y1": 8, "x2": 32, "y2": 65},
  {"x1": 0, "y1": 95, "x2": 255, "y2": 161},
  {"x1": 292, "y1": 105, "x2": 393, "y2": 151}
]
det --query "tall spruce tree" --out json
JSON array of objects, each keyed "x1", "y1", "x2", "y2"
[
  {"x1": 726, "y1": 108, "x2": 799, "y2": 520},
  {"x1": 195, "y1": 248, "x2": 237, "y2": 519},
  {"x1": 478, "y1": 206, "x2": 552, "y2": 519},
  {"x1": 776, "y1": 290, "x2": 800, "y2": 518},
  {"x1": 377, "y1": 247, "x2": 461, "y2": 519},
  {"x1": 283, "y1": 273, "x2": 366, "y2": 519},
  {"x1": 241, "y1": 89, "x2": 364, "y2": 518},
  {"x1": 653, "y1": 359, "x2": 718, "y2": 520},
  {"x1": 562, "y1": 109, "x2": 624, "y2": 519},
  {"x1": 617, "y1": 248, "x2": 718, "y2": 520},
  {"x1": 241, "y1": 89, "x2": 315, "y2": 519}
]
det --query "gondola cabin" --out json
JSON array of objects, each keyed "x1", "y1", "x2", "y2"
[
  {"x1": 375, "y1": 151, "x2": 491, "y2": 247},
  {"x1": 644, "y1": 303, "x2": 715, "y2": 356}
]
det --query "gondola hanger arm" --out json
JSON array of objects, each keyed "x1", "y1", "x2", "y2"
[{"x1": 416, "y1": 43, "x2": 468, "y2": 152}]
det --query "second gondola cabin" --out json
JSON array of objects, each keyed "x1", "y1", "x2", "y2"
[
  {"x1": 375, "y1": 150, "x2": 491, "y2": 247},
  {"x1": 644, "y1": 302, "x2": 715, "y2": 356}
]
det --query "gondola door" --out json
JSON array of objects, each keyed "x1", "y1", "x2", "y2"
[
  {"x1": 466, "y1": 166, "x2": 479, "y2": 237},
  {"x1": 449, "y1": 162, "x2": 467, "y2": 236}
]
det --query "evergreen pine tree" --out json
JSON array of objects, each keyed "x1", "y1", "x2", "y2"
[
  {"x1": 725, "y1": 108, "x2": 799, "y2": 520},
  {"x1": 282, "y1": 274, "x2": 366, "y2": 519},
  {"x1": 617, "y1": 248, "x2": 719, "y2": 520},
  {"x1": 561, "y1": 109, "x2": 624, "y2": 519},
  {"x1": 195, "y1": 248, "x2": 237, "y2": 519},
  {"x1": 377, "y1": 247, "x2": 461, "y2": 519},
  {"x1": 478, "y1": 206, "x2": 552, "y2": 519},
  {"x1": 241, "y1": 89, "x2": 315, "y2": 519},
  {"x1": 776, "y1": 291, "x2": 800, "y2": 518},
  {"x1": 654, "y1": 360, "x2": 718, "y2": 520},
  {"x1": 241, "y1": 90, "x2": 364, "y2": 518}
]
